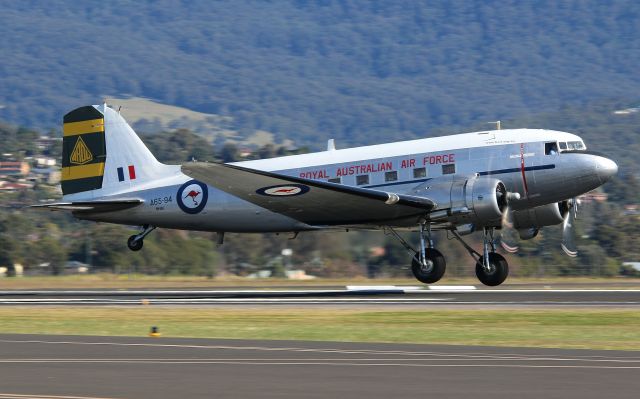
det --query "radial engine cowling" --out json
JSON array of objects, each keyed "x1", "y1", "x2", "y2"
[
  {"x1": 413, "y1": 175, "x2": 508, "y2": 227},
  {"x1": 512, "y1": 201, "x2": 569, "y2": 230}
]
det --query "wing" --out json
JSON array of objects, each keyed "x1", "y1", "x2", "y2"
[
  {"x1": 182, "y1": 162, "x2": 435, "y2": 225},
  {"x1": 30, "y1": 199, "x2": 143, "y2": 213}
]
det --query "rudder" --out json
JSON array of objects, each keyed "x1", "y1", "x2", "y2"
[{"x1": 61, "y1": 106, "x2": 106, "y2": 195}]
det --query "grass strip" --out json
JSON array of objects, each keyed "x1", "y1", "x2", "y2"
[
  {"x1": 1, "y1": 275, "x2": 639, "y2": 289},
  {"x1": 0, "y1": 307, "x2": 638, "y2": 350}
]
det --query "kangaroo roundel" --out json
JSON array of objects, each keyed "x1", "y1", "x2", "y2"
[
  {"x1": 177, "y1": 180, "x2": 208, "y2": 214},
  {"x1": 256, "y1": 184, "x2": 310, "y2": 197}
]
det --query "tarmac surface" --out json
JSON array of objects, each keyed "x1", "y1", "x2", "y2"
[
  {"x1": 0, "y1": 286, "x2": 638, "y2": 307},
  {"x1": 0, "y1": 334, "x2": 638, "y2": 399}
]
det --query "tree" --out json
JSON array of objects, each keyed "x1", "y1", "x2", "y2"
[
  {"x1": 0, "y1": 233, "x2": 19, "y2": 273},
  {"x1": 220, "y1": 143, "x2": 240, "y2": 162},
  {"x1": 33, "y1": 236, "x2": 68, "y2": 275}
]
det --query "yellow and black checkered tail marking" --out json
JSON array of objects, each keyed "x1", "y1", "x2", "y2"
[{"x1": 61, "y1": 106, "x2": 106, "y2": 195}]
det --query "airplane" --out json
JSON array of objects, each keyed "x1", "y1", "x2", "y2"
[{"x1": 33, "y1": 104, "x2": 618, "y2": 286}]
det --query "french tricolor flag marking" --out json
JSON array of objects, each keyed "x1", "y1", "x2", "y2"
[{"x1": 117, "y1": 165, "x2": 136, "y2": 182}]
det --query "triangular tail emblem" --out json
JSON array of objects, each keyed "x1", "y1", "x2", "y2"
[{"x1": 70, "y1": 136, "x2": 94, "y2": 165}]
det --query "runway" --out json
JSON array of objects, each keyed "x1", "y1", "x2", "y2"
[
  {"x1": 0, "y1": 334, "x2": 637, "y2": 399},
  {"x1": 0, "y1": 287, "x2": 638, "y2": 307}
]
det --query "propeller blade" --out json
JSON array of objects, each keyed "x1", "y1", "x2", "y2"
[
  {"x1": 561, "y1": 199, "x2": 578, "y2": 257},
  {"x1": 500, "y1": 239, "x2": 519, "y2": 253},
  {"x1": 499, "y1": 205, "x2": 520, "y2": 253}
]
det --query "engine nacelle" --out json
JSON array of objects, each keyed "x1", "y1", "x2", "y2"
[
  {"x1": 412, "y1": 175, "x2": 507, "y2": 227},
  {"x1": 517, "y1": 227, "x2": 539, "y2": 240},
  {"x1": 512, "y1": 201, "x2": 569, "y2": 230}
]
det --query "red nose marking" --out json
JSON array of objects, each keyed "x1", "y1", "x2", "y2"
[{"x1": 184, "y1": 190, "x2": 201, "y2": 205}]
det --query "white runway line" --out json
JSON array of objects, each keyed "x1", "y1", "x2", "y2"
[
  {"x1": 0, "y1": 289, "x2": 348, "y2": 295},
  {"x1": 426, "y1": 286, "x2": 476, "y2": 291},
  {"x1": 0, "y1": 298, "x2": 452, "y2": 304},
  {"x1": 1, "y1": 357, "x2": 639, "y2": 364},
  {"x1": 0, "y1": 299, "x2": 638, "y2": 306},
  {"x1": 346, "y1": 286, "x2": 410, "y2": 291},
  {"x1": 2, "y1": 338, "x2": 639, "y2": 361},
  {"x1": 0, "y1": 394, "x2": 122, "y2": 399},
  {"x1": 1, "y1": 289, "x2": 639, "y2": 295},
  {"x1": 0, "y1": 359, "x2": 638, "y2": 369}
]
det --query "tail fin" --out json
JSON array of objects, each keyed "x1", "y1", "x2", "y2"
[
  {"x1": 62, "y1": 104, "x2": 173, "y2": 200},
  {"x1": 61, "y1": 106, "x2": 106, "y2": 195}
]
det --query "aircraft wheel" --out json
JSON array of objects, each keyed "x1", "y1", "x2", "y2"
[
  {"x1": 411, "y1": 248, "x2": 446, "y2": 284},
  {"x1": 127, "y1": 235, "x2": 144, "y2": 251},
  {"x1": 475, "y1": 252, "x2": 508, "y2": 286}
]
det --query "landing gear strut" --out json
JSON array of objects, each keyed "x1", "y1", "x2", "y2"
[
  {"x1": 127, "y1": 224, "x2": 156, "y2": 251},
  {"x1": 451, "y1": 227, "x2": 509, "y2": 286},
  {"x1": 386, "y1": 223, "x2": 446, "y2": 284}
]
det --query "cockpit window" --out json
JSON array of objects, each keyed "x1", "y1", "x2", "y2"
[
  {"x1": 545, "y1": 142, "x2": 559, "y2": 155},
  {"x1": 567, "y1": 141, "x2": 585, "y2": 150}
]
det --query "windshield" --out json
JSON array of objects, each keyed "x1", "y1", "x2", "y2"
[
  {"x1": 566, "y1": 141, "x2": 585, "y2": 150},
  {"x1": 558, "y1": 140, "x2": 586, "y2": 152}
]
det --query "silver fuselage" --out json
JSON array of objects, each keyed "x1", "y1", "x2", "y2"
[{"x1": 77, "y1": 134, "x2": 617, "y2": 233}]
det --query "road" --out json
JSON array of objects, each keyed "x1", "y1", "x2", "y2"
[
  {"x1": 0, "y1": 287, "x2": 638, "y2": 307},
  {"x1": 0, "y1": 334, "x2": 637, "y2": 399}
]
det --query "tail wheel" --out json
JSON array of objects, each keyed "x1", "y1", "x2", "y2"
[
  {"x1": 127, "y1": 235, "x2": 144, "y2": 251},
  {"x1": 411, "y1": 248, "x2": 446, "y2": 284},
  {"x1": 475, "y1": 252, "x2": 508, "y2": 286}
]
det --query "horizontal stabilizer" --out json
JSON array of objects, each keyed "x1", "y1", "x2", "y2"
[
  {"x1": 30, "y1": 199, "x2": 143, "y2": 213},
  {"x1": 182, "y1": 162, "x2": 435, "y2": 225}
]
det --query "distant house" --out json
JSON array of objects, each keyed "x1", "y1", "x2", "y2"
[
  {"x1": 0, "y1": 161, "x2": 30, "y2": 177},
  {"x1": 579, "y1": 190, "x2": 608, "y2": 204},
  {"x1": 35, "y1": 136, "x2": 60, "y2": 152},
  {"x1": 29, "y1": 168, "x2": 61, "y2": 185},
  {"x1": 238, "y1": 147, "x2": 254, "y2": 158},
  {"x1": 613, "y1": 107, "x2": 640, "y2": 115},
  {"x1": 0, "y1": 181, "x2": 33, "y2": 191},
  {"x1": 622, "y1": 262, "x2": 640, "y2": 272},
  {"x1": 623, "y1": 204, "x2": 640, "y2": 216},
  {"x1": 34, "y1": 157, "x2": 56, "y2": 167}
]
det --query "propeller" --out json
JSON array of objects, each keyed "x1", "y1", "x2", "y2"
[
  {"x1": 485, "y1": 143, "x2": 522, "y2": 254},
  {"x1": 560, "y1": 198, "x2": 578, "y2": 257},
  {"x1": 499, "y1": 206, "x2": 520, "y2": 253},
  {"x1": 495, "y1": 186, "x2": 522, "y2": 253}
]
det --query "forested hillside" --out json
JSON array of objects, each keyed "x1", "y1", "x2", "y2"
[{"x1": 1, "y1": 0, "x2": 639, "y2": 148}]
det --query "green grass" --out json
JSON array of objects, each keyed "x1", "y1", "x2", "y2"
[
  {"x1": 0, "y1": 308, "x2": 638, "y2": 350},
  {"x1": 1, "y1": 274, "x2": 639, "y2": 289}
]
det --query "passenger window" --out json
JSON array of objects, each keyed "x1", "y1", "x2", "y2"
[
  {"x1": 442, "y1": 164, "x2": 456, "y2": 175},
  {"x1": 356, "y1": 175, "x2": 369, "y2": 185},
  {"x1": 328, "y1": 177, "x2": 341, "y2": 184},
  {"x1": 545, "y1": 142, "x2": 559, "y2": 155},
  {"x1": 559, "y1": 142, "x2": 567, "y2": 150},
  {"x1": 413, "y1": 167, "x2": 426, "y2": 178},
  {"x1": 385, "y1": 171, "x2": 398, "y2": 182}
]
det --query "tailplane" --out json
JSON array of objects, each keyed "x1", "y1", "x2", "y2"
[{"x1": 61, "y1": 104, "x2": 175, "y2": 200}]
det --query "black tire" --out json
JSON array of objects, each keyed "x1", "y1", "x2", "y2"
[
  {"x1": 475, "y1": 252, "x2": 508, "y2": 286},
  {"x1": 411, "y1": 248, "x2": 446, "y2": 284},
  {"x1": 127, "y1": 235, "x2": 144, "y2": 251}
]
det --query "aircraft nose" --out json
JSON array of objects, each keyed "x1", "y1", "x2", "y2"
[{"x1": 596, "y1": 156, "x2": 618, "y2": 183}]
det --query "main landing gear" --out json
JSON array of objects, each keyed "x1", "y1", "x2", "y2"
[
  {"x1": 451, "y1": 227, "x2": 509, "y2": 286},
  {"x1": 127, "y1": 224, "x2": 156, "y2": 251},
  {"x1": 387, "y1": 223, "x2": 446, "y2": 284},
  {"x1": 387, "y1": 224, "x2": 508, "y2": 286}
]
